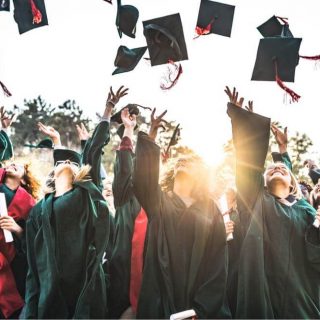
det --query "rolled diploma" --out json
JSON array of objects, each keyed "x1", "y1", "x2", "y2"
[
  {"x1": 170, "y1": 309, "x2": 196, "y2": 320},
  {"x1": 0, "y1": 192, "x2": 13, "y2": 242},
  {"x1": 219, "y1": 194, "x2": 233, "y2": 241}
]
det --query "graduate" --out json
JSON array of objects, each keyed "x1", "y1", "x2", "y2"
[
  {"x1": 24, "y1": 86, "x2": 126, "y2": 319},
  {"x1": 109, "y1": 108, "x2": 148, "y2": 319},
  {"x1": 0, "y1": 107, "x2": 40, "y2": 319},
  {"x1": 132, "y1": 109, "x2": 228, "y2": 319},
  {"x1": 225, "y1": 86, "x2": 320, "y2": 319}
]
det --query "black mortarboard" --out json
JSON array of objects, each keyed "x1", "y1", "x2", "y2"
[
  {"x1": 143, "y1": 13, "x2": 188, "y2": 66},
  {"x1": 251, "y1": 37, "x2": 302, "y2": 102},
  {"x1": 111, "y1": 103, "x2": 151, "y2": 124},
  {"x1": 24, "y1": 138, "x2": 53, "y2": 149},
  {"x1": 257, "y1": 15, "x2": 293, "y2": 38},
  {"x1": 195, "y1": 0, "x2": 235, "y2": 37},
  {"x1": 112, "y1": 45, "x2": 147, "y2": 75},
  {"x1": 116, "y1": 0, "x2": 139, "y2": 38},
  {"x1": 252, "y1": 37, "x2": 302, "y2": 82},
  {"x1": 0, "y1": 0, "x2": 10, "y2": 11},
  {"x1": 53, "y1": 149, "x2": 81, "y2": 166},
  {"x1": 13, "y1": 0, "x2": 48, "y2": 34}
]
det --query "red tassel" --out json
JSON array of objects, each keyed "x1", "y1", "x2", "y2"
[
  {"x1": 0, "y1": 81, "x2": 12, "y2": 97},
  {"x1": 275, "y1": 75, "x2": 301, "y2": 103},
  {"x1": 299, "y1": 54, "x2": 320, "y2": 60},
  {"x1": 160, "y1": 60, "x2": 183, "y2": 90},
  {"x1": 29, "y1": 0, "x2": 42, "y2": 24},
  {"x1": 161, "y1": 151, "x2": 170, "y2": 163},
  {"x1": 194, "y1": 19, "x2": 214, "y2": 39}
]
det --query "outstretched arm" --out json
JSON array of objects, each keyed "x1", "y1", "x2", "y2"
[
  {"x1": 225, "y1": 86, "x2": 271, "y2": 216},
  {"x1": 0, "y1": 106, "x2": 15, "y2": 162}
]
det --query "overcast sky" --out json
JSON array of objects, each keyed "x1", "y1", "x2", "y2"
[{"x1": 1, "y1": 0, "x2": 320, "y2": 164}]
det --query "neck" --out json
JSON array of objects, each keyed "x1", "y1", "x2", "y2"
[
  {"x1": 4, "y1": 176, "x2": 21, "y2": 191},
  {"x1": 55, "y1": 174, "x2": 73, "y2": 197},
  {"x1": 173, "y1": 177, "x2": 195, "y2": 206},
  {"x1": 268, "y1": 184, "x2": 290, "y2": 199}
]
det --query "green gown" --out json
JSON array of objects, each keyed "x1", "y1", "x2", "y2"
[
  {"x1": 108, "y1": 142, "x2": 144, "y2": 318},
  {"x1": 133, "y1": 132, "x2": 228, "y2": 319},
  {"x1": 227, "y1": 103, "x2": 320, "y2": 319},
  {"x1": 24, "y1": 121, "x2": 112, "y2": 319}
]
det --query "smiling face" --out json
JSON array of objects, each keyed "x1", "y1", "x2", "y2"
[
  {"x1": 5, "y1": 162, "x2": 26, "y2": 180},
  {"x1": 265, "y1": 162, "x2": 291, "y2": 191}
]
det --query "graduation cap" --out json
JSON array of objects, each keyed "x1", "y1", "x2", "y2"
[
  {"x1": 53, "y1": 149, "x2": 81, "y2": 167},
  {"x1": 257, "y1": 15, "x2": 293, "y2": 38},
  {"x1": 13, "y1": 0, "x2": 48, "y2": 34},
  {"x1": 0, "y1": 80, "x2": 12, "y2": 97},
  {"x1": 143, "y1": 13, "x2": 188, "y2": 66},
  {"x1": 162, "y1": 124, "x2": 181, "y2": 163},
  {"x1": 24, "y1": 138, "x2": 53, "y2": 149},
  {"x1": 116, "y1": 0, "x2": 139, "y2": 38},
  {"x1": 111, "y1": 103, "x2": 152, "y2": 124},
  {"x1": 0, "y1": 0, "x2": 10, "y2": 11},
  {"x1": 251, "y1": 37, "x2": 302, "y2": 102},
  {"x1": 195, "y1": 0, "x2": 235, "y2": 38},
  {"x1": 112, "y1": 45, "x2": 147, "y2": 75}
]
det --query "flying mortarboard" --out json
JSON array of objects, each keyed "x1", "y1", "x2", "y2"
[
  {"x1": 195, "y1": 0, "x2": 235, "y2": 38},
  {"x1": 257, "y1": 15, "x2": 293, "y2": 38},
  {"x1": 111, "y1": 103, "x2": 151, "y2": 124},
  {"x1": 24, "y1": 138, "x2": 53, "y2": 149},
  {"x1": 116, "y1": 0, "x2": 139, "y2": 38},
  {"x1": 13, "y1": 0, "x2": 48, "y2": 34},
  {"x1": 112, "y1": 45, "x2": 147, "y2": 75},
  {"x1": 251, "y1": 37, "x2": 302, "y2": 102},
  {"x1": 0, "y1": 0, "x2": 10, "y2": 11},
  {"x1": 143, "y1": 13, "x2": 188, "y2": 66},
  {"x1": 0, "y1": 81, "x2": 12, "y2": 97},
  {"x1": 53, "y1": 149, "x2": 81, "y2": 167}
]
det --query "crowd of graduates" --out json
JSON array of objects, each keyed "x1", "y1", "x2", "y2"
[{"x1": 0, "y1": 85, "x2": 319, "y2": 320}]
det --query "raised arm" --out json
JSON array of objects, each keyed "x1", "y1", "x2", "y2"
[
  {"x1": 0, "y1": 106, "x2": 15, "y2": 162},
  {"x1": 225, "y1": 86, "x2": 271, "y2": 214},
  {"x1": 271, "y1": 123, "x2": 292, "y2": 171},
  {"x1": 112, "y1": 108, "x2": 136, "y2": 207},
  {"x1": 82, "y1": 86, "x2": 128, "y2": 189},
  {"x1": 133, "y1": 108, "x2": 167, "y2": 219}
]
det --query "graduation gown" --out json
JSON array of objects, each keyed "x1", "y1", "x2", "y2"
[
  {"x1": 0, "y1": 130, "x2": 35, "y2": 318},
  {"x1": 24, "y1": 121, "x2": 111, "y2": 319},
  {"x1": 109, "y1": 137, "x2": 147, "y2": 318},
  {"x1": 133, "y1": 132, "x2": 228, "y2": 319},
  {"x1": 227, "y1": 103, "x2": 320, "y2": 319}
]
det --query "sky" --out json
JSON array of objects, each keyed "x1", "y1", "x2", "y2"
[{"x1": 1, "y1": 0, "x2": 320, "y2": 165}]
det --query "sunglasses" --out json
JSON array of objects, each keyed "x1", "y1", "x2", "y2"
[{"x1": 55, "y1": 160, "x2": 80, "y2": 168}]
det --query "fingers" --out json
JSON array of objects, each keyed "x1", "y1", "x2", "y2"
[
  {"x1": 109, "y1": 86, "x2": 115, "y2": 97},
  {"x1": 284, "y1": 127, "x2": 288, "y2": 136},
  {"x1": 157, "y1": 109, "x2": 167, "y2": 119},
  {"x1": 151, "y1": 108, "x2": 156, "y2": 121},
  {"x1": 239, "y1": 97, "x2": 244, "y2": 107},
  {"x1": 81, "y1": 122, "x2": 88, "y2": 132}
]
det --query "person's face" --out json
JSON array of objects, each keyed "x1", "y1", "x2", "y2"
[
  {"x1": 265, "y1": 162, "x2": 291, "y2": 189},
  {"x1": 5, "y1": 162, "x2": 26, "y2": 180},
  {"x1": 174, "y1": 157, "x2": 200, "y2": 179},
  {"x1": 54, "y1": 160, "x2": 80, "y2": 178}
]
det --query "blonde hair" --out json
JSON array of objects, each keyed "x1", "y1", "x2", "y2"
[
  {"x1": 160, "y1": 154, "x2": 210, "y2": 202},
  {"x1": 44, "y1": 164, "x2": 91, "y2": 194},
  {"x1": 21, "y1": 162, "x2": 42, "y2": 200}
]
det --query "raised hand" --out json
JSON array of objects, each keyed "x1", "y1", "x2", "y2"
[
  {"x1": 76, "y1": 123, "x2": 90, "y2": 141},
  {"x1": 148, "y1": 108, "x2": 167, "y2": 141},
  {"x1": 245, "y1": 100, "x2": 254, "y2": 112},
  {"x1": 224, "y1": 86, "x2": 244, "y2": 108},
  {"x1": 38, "y1": 122, "x2": 61, "y2": 146},
  {"x1": 271, "y1": 123, "x2": 288, "y2": 153},
  {"x1": 0, "y1": 106, "x2": 16, "y2": 129},
  {"x1": 121, "y1": 108, "x2": 137, "y2": 129},
  {"x1": 107, "y1": 85, "x2": 129, "y2": 107}
]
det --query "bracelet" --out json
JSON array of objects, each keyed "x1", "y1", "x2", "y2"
[{"x1": 106, "y1": 100, "x2": 116, "y2": 106}]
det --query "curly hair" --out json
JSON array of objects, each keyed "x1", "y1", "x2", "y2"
[
  {"x1": 21, "y1": 163, "x2": 42, "y2": 200},
  {"x1": 160, "y1": 154, "x2": 210, "y2": 202}
]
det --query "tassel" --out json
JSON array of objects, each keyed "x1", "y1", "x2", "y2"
[
  {"x1": 275, "y1": 75, "x2": 300, "y2": 103},
  {"x1": 274, "y1": 59, "x2": 300, "y2": 103},
  {"x1": 29, "y1": 0, "x2": 42, "y2": 24},
  {"x1": 275, "y1": 16, "x2": 289, "y2": 25},
  {"x1": 194, "y1": 19, "x2": 214, "y2": 39},
  {"x1": 161, "y1": 151, "x2": 170, "y2": 163},
  {"x1": 160, "y1": 60, "x2": 183, "y2": 90},
  {"x1": 299, "y1": 54, "x2": 320, "y2": 60},
  {"x1": 0, "y1": 81, "x2": 12, "y2": 97}
]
